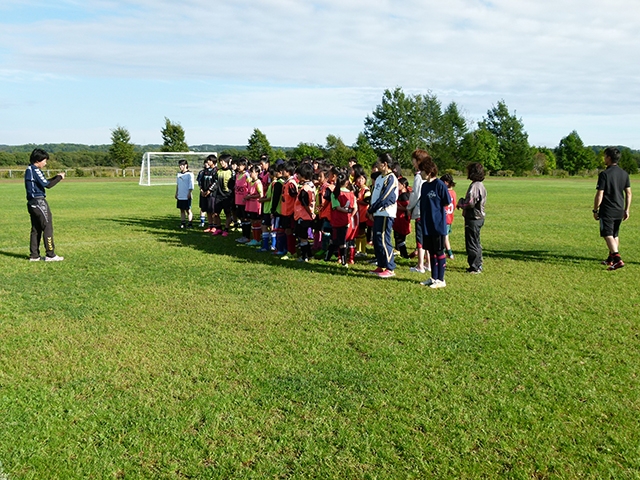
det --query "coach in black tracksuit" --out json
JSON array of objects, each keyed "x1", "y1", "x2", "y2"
[{"x1": 24, "y1": 148, "x2": 65, "y2": 261}]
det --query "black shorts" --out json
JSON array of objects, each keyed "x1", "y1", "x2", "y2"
[
  {"x1": 414, "y1": 219, "x2": 423, "y2": 248},
  {"x1": 176, "y1": 199, "x2": 191, "y2": 210},
  {"x1": 246, "y1": 211, "x2": 261, "y2": 221},
  {"x1": 423, "y1": 234, "x2": 445, "y2": 256},
  {"x1": 199, "y1": 195, "x2": 215, "y2": 213},
  {"x1": 214, "y1": 197, "x2": 231, "y2": 215},
  {"x1": 332, "y1": 226, "x2": 348, "y2": 246},
  {"x1": 280, "y1": 214, "x2": 293, "y2": 230},
  {"x1": 262, "y1": 213, "x2": 272, "y2": 226},
  {"x1": 600, "y1": 217, "x2": 622, "y2": 238},
  {"x1": 235, "y1": 205, "x2": 246, "y2": 220},
  {"x1": 295, "y1": 219, "x2": 313, "y2": 239}
]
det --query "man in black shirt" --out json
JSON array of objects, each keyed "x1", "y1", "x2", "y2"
[{"x1": 593, "y1": 147, "x2": 632, "y2": 270}]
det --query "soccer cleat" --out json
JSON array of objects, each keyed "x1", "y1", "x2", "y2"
[
  {"x1": 447, "y1": 252, "x2": 455, "y2": 260},
  {"x1": 44, "y1": 255, "x2": 64, "y2": 262},
  {"x1": 221, "y1": 231, "x2": 229, "y2": 237},
  {"x1": 369, "y1": 267, "x2": 384, "y2": 274},
  {"x1": 180, "y1": 224, "x2": 186, "y2": 229},
  {"x1": 410, "y1": 266, "x2": 426, "y2": 274},
  {"x1": 377, "y1": 269, "x2": 396, "y2": 278},
  {"x1": 429, "y1": 279, "x2": 447, "y2": 289},
  {"x1": 420, "y1": 278, "x2": 436, "y2": 286},
  {"x1": 466, "y1": 267, "x2": 482, "y2": 274},
  {"x1": 608, "y1": 260, "x2": 625, "y2": 271},
  {"x1": 354, "y1": 251, "x2": 367, "y2": 259},
  {"x1": 29, "y1": 257, "x2": 42, "y2": 262},
  {"x1": 235, "y1": 237, "x2": 249, "y2": 243},
  {"x1": 203, "y1": 227, "x2": 213, "y2": 233},
  {"x1": 211, "y1": 228, "x2": 222, "y2": 236},
  {"x1": 246, "y1": 239, "x2": 260, "y2": 246},
  {"x1": 297, "y1": 257, "x2": 309, "y2": 263},
  {"x1": 601, "y1": 257, "x2": 613, "y2": 266}
]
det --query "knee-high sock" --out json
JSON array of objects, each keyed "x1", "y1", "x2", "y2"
[{"x1": 287, "y1": 233, "x2": 296, "y2": 254}]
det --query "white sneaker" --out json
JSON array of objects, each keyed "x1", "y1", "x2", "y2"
[
  {"x1": 429, "y1": 279, "x2": 446, "y2": 289},
  {"x1": 29, "y1": 257, "x2": 42, "y2": 262},
  {"x1": 420, "y1": 277, "x2": 436, "y2": 286},
  {"x1": 410, "y1": 266, "x2": 426, "y2": 274},
  {"x1": 44, "y1": 255, "x2": 64, "y2": 262}
]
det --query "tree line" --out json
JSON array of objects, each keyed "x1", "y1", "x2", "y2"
[{"x1": 2, "y1": 90, "x2": 638, "y2": 175}]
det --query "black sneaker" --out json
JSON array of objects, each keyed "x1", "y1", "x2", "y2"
[
  {"x1": 601, "y1": 257, "x2": 613, "y2": 266},
  {"x1": 608, "y1": 260, "x2": 625, "y2": 271}
]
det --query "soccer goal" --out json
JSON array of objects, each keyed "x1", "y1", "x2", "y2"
[{"x1": 139, "y1": 151, "x2": 218, "y2": 186}]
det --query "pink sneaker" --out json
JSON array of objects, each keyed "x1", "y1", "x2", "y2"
[
  {"x1": 369, "y1": 267, "x2": 384, "y2": 275},
  {"x1": 221, "y1": 230, "x2": 228, "y2": 237},
  {"x1": 377, "y1": 269, "x2": 395, "y2": 278},
  {"x1": 203, "y1": 227, "x2": 213, "y2": 233},
  {"x1": 211, "y1": 229, "x2": 222, "y2": 236}
]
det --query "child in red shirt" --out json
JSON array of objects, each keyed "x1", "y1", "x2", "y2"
[
  {"x1": 441, "y1": 173, "x2": 457, "y2": 259},
  {"x1": 393, "y1": 177, "x2": 411, "y2": 259}
]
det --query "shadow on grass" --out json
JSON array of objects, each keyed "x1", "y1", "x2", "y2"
[
  {"x1": 0, "y1": 249, "x2": 30, "y2": 260},
  {"x1": 108, "y1": 215, "x2": 421, "y2": 282},
  {"x1": 483, "y1": 248, "x2": 638, "y2": 266}
]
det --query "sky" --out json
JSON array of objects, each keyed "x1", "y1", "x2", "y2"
[{"x1": 1, "y1": 0, "x2": 639, "y2": 149}]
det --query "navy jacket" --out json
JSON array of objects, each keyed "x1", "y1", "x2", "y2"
[{"x1": 25, "y1": 164, "x2": 62, "y2": 201}]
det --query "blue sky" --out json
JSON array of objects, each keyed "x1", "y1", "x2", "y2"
[{"x1": 1, "y1": 0, "x2": 639, "y2": 148}]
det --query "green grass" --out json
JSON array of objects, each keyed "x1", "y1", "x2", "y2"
[{"x1": 1, "y1": 176, "x2": 639, "y2": 479}]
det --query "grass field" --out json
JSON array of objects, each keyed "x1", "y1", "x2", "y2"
[{"x1": 1, "y1": 176, "x2": 639, "y2": 479}]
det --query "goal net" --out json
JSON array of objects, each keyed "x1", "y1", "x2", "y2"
[{"x1": 139, "y1": 151, "x2": 218, "y2": 186}]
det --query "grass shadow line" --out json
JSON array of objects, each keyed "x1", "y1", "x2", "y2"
[{"x1": 106, "y1": 215, "x2": 420, "y2": 283}]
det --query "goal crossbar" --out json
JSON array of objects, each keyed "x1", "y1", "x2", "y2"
[{"x1": 139, "y1": 151, "x2": 217, "y2": 186}]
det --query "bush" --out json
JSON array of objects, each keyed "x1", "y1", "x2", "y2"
[
  {"x1": 576, "y1": 169, "x2": 599, "y2": 178},
  {"x1": 75, "y1": 168, "x2": 86, "y2": 177},
  {"x1": 496, "y1": 170, "x2": 514, "y2": 177},
  {"x1": 444, "y1": 168, "x2": 462, "y2": 178},
  {"x1": 552, "y1": 169, "x2": 569, "y2": 178}
]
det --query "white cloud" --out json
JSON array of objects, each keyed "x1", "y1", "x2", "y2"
[{"x1": 0, "y1": 0, "x2": 639, "y2": 146}]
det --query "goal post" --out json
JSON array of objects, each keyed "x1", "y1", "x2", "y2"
[{"x1": 139, "y1": 151, "x2": 218, "y2": 186}]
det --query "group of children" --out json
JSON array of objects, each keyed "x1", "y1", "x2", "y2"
[{"x1": 175, "y1": 150, "x2": 486, "y2": 288}]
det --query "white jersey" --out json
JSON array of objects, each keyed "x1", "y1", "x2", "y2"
[{"x1": 176, "y1": 171, "x2": 194, "y2": 200}]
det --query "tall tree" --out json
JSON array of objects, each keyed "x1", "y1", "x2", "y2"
[
  {"x1": 555, "y1": 131, "x2": 595, "y2": 174},
  {"x1": 363, "y1": 87, "x2": 425, "y2": 167},
  {"x1": 619, "y1": 147, "x2": 639, "y2": 175},
  {"x1": 433, "y1": 101, "x2": 468, "y2": 170},
  {"x1": 290, "y1": 142, "x2": 325, "y2": 162},
  {"x1": 353, "y1": 133, "x2": 378, "y2": 169},
  {"x1": 161, "y1": 117, "x2": 188, "y2": 152},
  {"x1": 108, "y1": 126, "x2": 136, "y2": 169},
  {"x1": 531, "y1": 146, "x2": 556, "y2": 175},
  {"x1": 460, "y1": 127, "x2": 501, "y2": 173},
  {"x1": 417, "y1": 93, "x2": 443, "y2": 151},
  {"x1": 325, "y1": 134, "x2": 356, "y2": 167},
  {"x1": 479, "y1": 100, "x2": 532, "y2": 174},
  {"x1": 246, "y1": 128, "x2": 274, "y2": 162}
]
